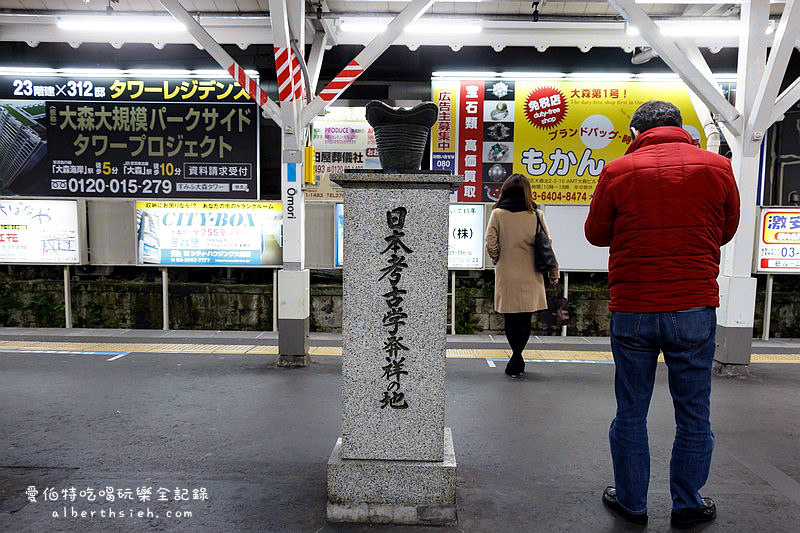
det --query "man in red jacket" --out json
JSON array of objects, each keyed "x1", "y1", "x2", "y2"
[{"x1": 584, "y1": 101, "x2": 740, "y2": 529}]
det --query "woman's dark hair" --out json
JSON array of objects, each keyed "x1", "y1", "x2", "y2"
[
  {"x1": 630, "y1": 100, "x2": 682, "y2": 134},
  {"x1": 494, "y1": 173, "x2": 537, "y2": 212}
]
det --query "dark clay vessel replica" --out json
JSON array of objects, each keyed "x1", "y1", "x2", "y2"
[{"x1": 365, "y1": 101, "x2": 438, "y2": 171}]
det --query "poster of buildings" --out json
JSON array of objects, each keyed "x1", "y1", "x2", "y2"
[{"x1": 0, "y1": 75, "x2": 259, "y2": 199}]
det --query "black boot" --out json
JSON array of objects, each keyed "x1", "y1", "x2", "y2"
[{"x1": 505, "y1": 352, "x2": 525, "y2": 377}]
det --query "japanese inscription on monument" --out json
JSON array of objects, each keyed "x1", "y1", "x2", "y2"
[{"x1": 380, "y1": 207, "x2": 413, "y2": 409}]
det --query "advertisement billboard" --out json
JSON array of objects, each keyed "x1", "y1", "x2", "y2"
[
  {"x1": 334, "y1": 203, "x2": 484, "y2": 269},
  {"x1": 335, "y1": 202, "x2": 344, "y2": 267},
  {"x1": 432, "y1": 77, "x2": 708, "y2": 204},
  {"x1": 757, "y1": 207, "x2": 800, "y2": 273},
  {"x1": 0, "y1": 198, "x2": 81, "y2": 264},
  {"x1": 135, "y1": 201, "x2": 282, "y2": 266},
  {"x1": 0, "y1": 74, "x2": 259, "y2": 199},
  {"x1": 448, "y1": 204, "x2": 485, "y2": 269},
  {"x1": 307, "y1": 107, "x2": 381, "y2": 202}
]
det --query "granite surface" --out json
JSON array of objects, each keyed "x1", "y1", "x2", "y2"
[
  {"x1": 327, "y1": 428, "x2": 456, "y2": 507},
  {"x1": 339, "y1": 182, "x2": 450, "y2": 461},
  {"x1": 332, "y1": 172, "x2": 462, "y2": 187}
]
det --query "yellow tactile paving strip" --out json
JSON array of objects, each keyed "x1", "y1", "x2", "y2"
[{"x1": 0, "y1": 340, "x2": 799, "y2": 363}]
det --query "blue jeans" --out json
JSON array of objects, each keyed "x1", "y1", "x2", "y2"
[{"x1": 609, "y1": 307, "x2": 716, "y2": 514}]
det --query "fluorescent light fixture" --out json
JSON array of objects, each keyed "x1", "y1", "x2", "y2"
[
  {"x1": 191, "y1": 69, "x2": 259, "y2": 78},
  {"x1": 434, "y1": 71, "x2": 570, "y2": 79},
  {"x1": 432, "y1": 71, "x2": 500, "y2": 79},
  {"x1": 340, "y1": 17, "x2": 481, "y2": 35},
  {"x1": 59, "y1": 68, "x2": 125, "y2": 77},
  {"x1": 502, "y1": 71, "x2": 567, "y2": 78},
  {"x1": 633, "y1": 72, "x2": 680, "y2": 79},
  {"x1": 406, "y1": 21, "x2": 482, "y2": 34},
  {"x1": 568, "y1": 72, "x2": 635, "y2": 79},
  {"x1": 57, "y1": 16, "x2": 185, "y2": 33},
  {"x1": 627, "y1": 19, "x2": 742, "y2": 37},
  {"x1": 340, "y1": 21, "x2": 388, "y2": 33},
  {"x1": 0, "y1": 67, "x2": 258, "y2": 79}
]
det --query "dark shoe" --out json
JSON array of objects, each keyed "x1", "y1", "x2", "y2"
[
  {"x1": 602, "y1": 487, "x2": 648, "y2": 525},
  {"x1": 505, "y1": 354, "x2": 525, "y2": 377},
  {"x1": 671, "y1": 497, "x2": 716, "y2": 530}
]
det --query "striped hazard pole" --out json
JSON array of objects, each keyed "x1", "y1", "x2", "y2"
[
  {"x1": 274, "y1": 46, "x2": 305, "y2": 103},
  {"x1": 228, "y1": 62, "x2": 270, "y2": 107},
  {"x1": 159, "y1": 0, "x2": 283, "y2": 125},
  {"x1": 300, "y1": 0, "x2": 435, "y2": 126},
  {"x1": 319, "y1": 60, "x2": 364, "y2": 102},
  {"x1": 291, "y1": 48, "x2": 304, "y2": 101}
]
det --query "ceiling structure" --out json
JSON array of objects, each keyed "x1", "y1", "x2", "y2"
[{"x1": 0, "y1": 0, "x2": 789, "y2": 50}]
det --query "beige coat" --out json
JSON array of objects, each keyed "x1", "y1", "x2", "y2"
[{"x1": 485, "y1": 208, "x2": 558, "y2": 314}]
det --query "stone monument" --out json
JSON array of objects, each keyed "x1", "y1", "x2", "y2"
[{"x1": 326, "y1": 102, "x2": 460, "y2": 525}]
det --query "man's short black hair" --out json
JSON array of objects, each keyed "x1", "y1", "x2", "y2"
[{"x1": 630, "y1": 100, "x2": 683, "y2": 133}]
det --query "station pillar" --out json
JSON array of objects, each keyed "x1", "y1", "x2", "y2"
[{"x1": 714, "y1": 0, "x2": 770, "y2": 374}]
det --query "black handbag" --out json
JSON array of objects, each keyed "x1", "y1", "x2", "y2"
[{"x1": 533, "y1": 210, "x2": 558, "y2": 272}]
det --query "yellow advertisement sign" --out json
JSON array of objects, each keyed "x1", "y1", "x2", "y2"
[{"x1": 432, "y1": 77, "x2": 708, "y2": 204}]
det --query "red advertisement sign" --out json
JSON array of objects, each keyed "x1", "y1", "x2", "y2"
[{"x1": 456, "y1": 80, "x2": 484, "y2": 202}]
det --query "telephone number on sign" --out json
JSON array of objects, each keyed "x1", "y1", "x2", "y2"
[
  {"x1": 51, "y1": 178, "x2": 174, "y2": 195},
  {"x1": 531, "y1": 191, "x2": 589, "y2": 202}
]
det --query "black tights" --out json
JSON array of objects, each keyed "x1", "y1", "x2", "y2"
[{"x1": 504, "y1": 312, "x2": 532, "y2": 374}]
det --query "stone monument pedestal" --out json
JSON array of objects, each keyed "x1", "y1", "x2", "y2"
[
  {"x1": 327, "y1": 428, "x2": 457, "y2": 525},
  {"x1": 327, "y1": 171, "x2": 460, "y2": 526}
]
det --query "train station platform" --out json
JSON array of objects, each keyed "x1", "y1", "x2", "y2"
[
  {"x1": 1, "y1": 327, "x2": 799, "y2": 531},
  {"x1": 1, "y1": 327, "x2": 799, "y2": 364}
]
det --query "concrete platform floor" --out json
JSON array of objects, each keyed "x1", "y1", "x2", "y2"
[{"x1": 1, "y1": 349, "x2": 799, "y2": 532}]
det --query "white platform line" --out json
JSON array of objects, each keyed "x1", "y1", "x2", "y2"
[
  {"x1": 486, "y1": 359, "x2": 496, "y2": 367},
  {"x1": 106, "y1": 353, "x2": 130, "y2": 361}
]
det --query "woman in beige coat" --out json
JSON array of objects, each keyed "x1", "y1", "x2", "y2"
[{"x1": 485, "y1": 174, "x2": 559, "y2": 377}]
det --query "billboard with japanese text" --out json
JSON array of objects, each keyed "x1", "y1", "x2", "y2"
[
  {"x1": 307, "y1": 107, "x2": 380, "y2": 202},
  {"x1": 135, "y1": 201, "x2": 282, "y2": 266},
  {"x1": 0, "y1": 75, "x2": 259, "y2": 199},
  {"x1": 0, "y1": 198, "x2": 81, "y2": 264},
  {"x1": 432, "y1": 77, "x2": 708, "y2": 204},
  {"x1": 757, "y1": 208, "x2": 800, "y2": 273}
]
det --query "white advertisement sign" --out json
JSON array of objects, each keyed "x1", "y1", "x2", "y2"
[
  {"x1": 0, "y1": 199, "x2": 80, "y2": 264},
  {"x1": 448, "y1": 204, "x2": 485, "y2": 269},
  {"x1": 757, "y1": 207, "x2": 800, "y2": 273},
  {"x1": 135, "y1": 201, "x2": 282, "y2": 266},
  {"x1": 335, "y1": 203, "x2": 344, "y2": 268},
  {"x1": 308, "y1": 107, "x2": 381, "y2": 202},
  {"x1": 334, "y1": 203, "x2": 485, "y2": 269}
]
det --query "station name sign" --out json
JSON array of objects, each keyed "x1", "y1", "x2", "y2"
[{"x1": 0, "y1": 75, "x2": 259, "y2": 200}]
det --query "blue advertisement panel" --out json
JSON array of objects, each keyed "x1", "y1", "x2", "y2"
[{"x1": 135, "y1": 201, "x2": 282, "y2": 266}]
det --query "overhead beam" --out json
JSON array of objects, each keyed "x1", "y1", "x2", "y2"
[
  {"x1": 609, "y1": 0, "x2": 742, "y2": 136},
  {"x1": 308, "y1": 31, "x2": 328, "y2": 93},
  {"x1": 747, "y1": 0, "x2": 800, "y2": 135},
  {"x1": 773, "y1": 76, "x2": 800, "y2": 122},
  {"x1": 677, "y1": 41, "x2": 738, "y2": 148},
  {"x1": 301, "y1": 0, "x2": 436, "y2": 127},
  {"x1": 158, "y1": 0, "x2": 283, "y2": 126}
]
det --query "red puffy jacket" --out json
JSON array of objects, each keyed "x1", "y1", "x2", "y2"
[{"x1": 584, "y1": 126, "x2": 740, "y2": 312}]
